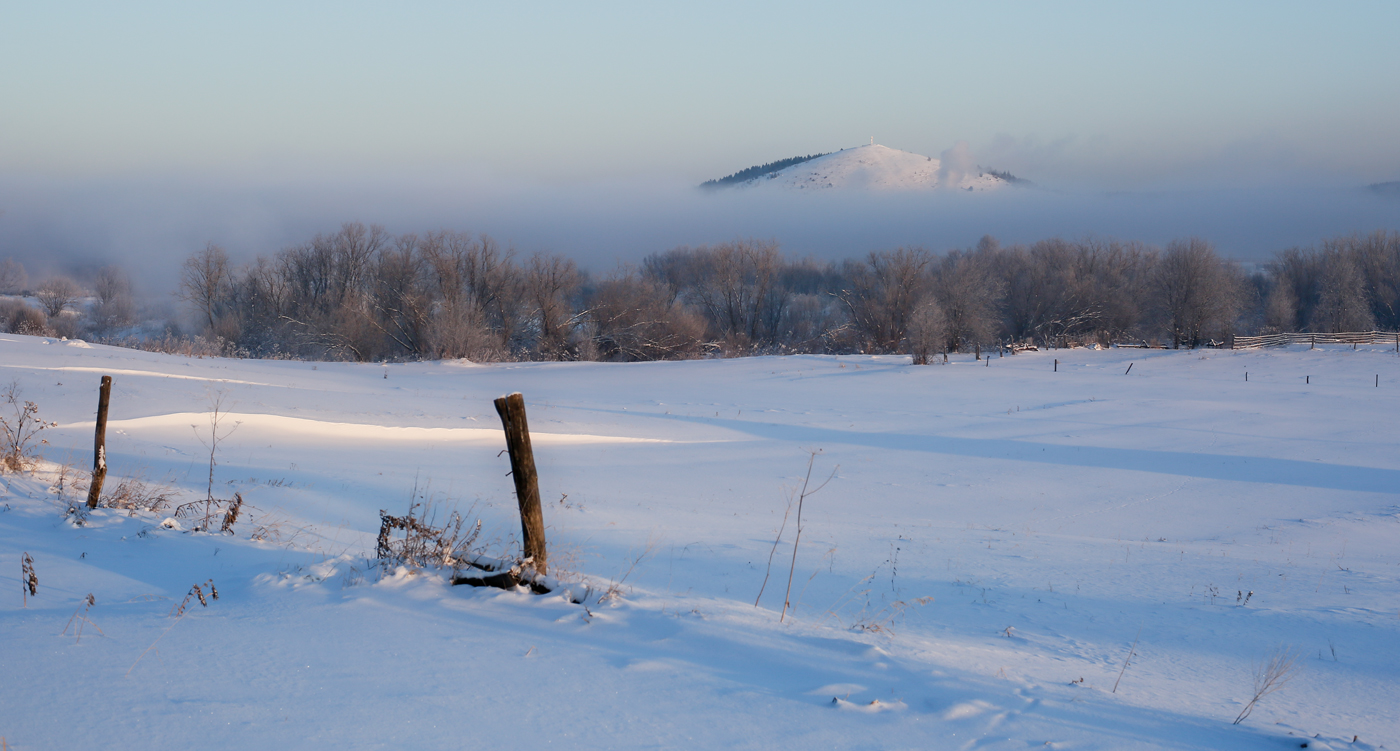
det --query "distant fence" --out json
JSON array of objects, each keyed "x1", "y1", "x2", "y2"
[{"x1": 1231, "y1": 330, "x2": 1400, "y2": 350}]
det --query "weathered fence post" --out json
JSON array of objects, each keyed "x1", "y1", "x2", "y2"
[
  {"x1": 493, "y1": 392, "x2": 547, "y2": 575},
  {"x1": 84, "y1": 376, "x2": 112, "y2": 509},
  {"x1": 1054, "y1": 358, "x2": 1058, "y2": 372}
]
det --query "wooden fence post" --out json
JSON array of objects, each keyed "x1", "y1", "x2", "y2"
[
  {"x1": 494, "y1": 392, "x2": 547, "y2": 575},
  {"x1": 85, "y1": 376, "x2": 112, "y2": 509}
]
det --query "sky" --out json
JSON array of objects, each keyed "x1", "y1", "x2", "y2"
[{"x1": 2, "y1": 1, "x2": 1399, "y2": 284}]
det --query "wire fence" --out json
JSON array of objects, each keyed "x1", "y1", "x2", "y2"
[{"x1": 1230, "y1": 331, "x2": 1400, "y2": 350}]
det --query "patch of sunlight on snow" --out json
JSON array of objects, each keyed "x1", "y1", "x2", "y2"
[{"x1": 89, "y1": 412, "x2": 671, "y2": 445}]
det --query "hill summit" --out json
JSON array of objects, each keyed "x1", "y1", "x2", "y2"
[{"x1": 702, "y1": 143, "x2": 1019, "y2": 192}]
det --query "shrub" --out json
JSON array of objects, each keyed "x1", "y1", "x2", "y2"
[{"x1": 1, "y1": 382, "x2": 55, "y2": 473}]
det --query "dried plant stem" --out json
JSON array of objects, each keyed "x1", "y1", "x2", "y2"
[
  {"x1": 127, "y1": 614, "x2": 186, "y2": 677},
  {"x1": 193, "y1": 388, "x2": 240, "y2": 503},
  {"x1": 1112, "y1": 626, "x2": 1141, "y2": 693},
  {"x1": 754, "y1": 496, "x2": 794, "y2": 607},
  {"x1": 781, "y1": 451, "x2": 836, "y2": 623},
  {"x1": 62, "y1": 594, "x2": 103, "y2": 643},
  {"x1": 130, "y1": 580, "x2": 219, "y2": 677},
  {"x1": 1233, "y1": 646, "x2": 1300, "y2": 724}
]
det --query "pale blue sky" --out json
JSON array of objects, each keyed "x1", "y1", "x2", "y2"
[{"x1": 4, "y1": 1, "x2": 1399, "y2": 188}]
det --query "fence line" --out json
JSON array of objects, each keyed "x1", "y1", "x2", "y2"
[{"x1": 1231, "y1": 331, "x2": 1400, "y2": 349}]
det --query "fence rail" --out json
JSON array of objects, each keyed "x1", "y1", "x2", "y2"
[{"x1": 1231, "y1": 331, "x2": 1400, "y2": 349}]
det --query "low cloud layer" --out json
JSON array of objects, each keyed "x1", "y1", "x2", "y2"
[{"x1": 2, "y1": 169, "x2": 1397, "y2": 295}]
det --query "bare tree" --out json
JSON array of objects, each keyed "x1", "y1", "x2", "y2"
[
  {"x1": 35, "y1": 276, "x2": 84, "y2": 317},
  {"x1": 371, "y1": 234, "x2": 433, "y2": 357},
  {"x1": 278, "y1": 223, "x2": 392, "y2": 360},
  {"x1": 907, "y1": 300, "x2": 948, "y2": 364},
  {"x1": 88, "y1": 266, "x2": 136, "y2": 334},
  {"x1": 421, "y1": 231, "x2": 524, "y2": 353},
  {"x1": 0, "y1": 258, "x2": 26, "y2": 295},
  {"x1": 836, "y1": 248, "x2": 934, "y2": 353},
  {"x1": 1311, "y1": 246, "x2": 1375, "y2": 332},
  {"x1": 179, "y1": 243, "x2": 235, "y2": 332},
  {"x1": 523, "y1": 252, "x2": 583, "y2": 359},
  {"x1": 1350, "y1": 230, "x2": 1400, "y2": 329},
  {"x1": 589, "y1": 269, "x2": 706, "y2": 361},
  {"x1": 933, "y1": 248, "x2": 1004, "y2": 352},
  {"x1": 1153, "y1": 238, "x2": 1243, "y2": 348}
]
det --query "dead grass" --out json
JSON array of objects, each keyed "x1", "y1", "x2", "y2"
[
  {"x1": 597, "y1": 534, "x2": 659, "y2": 605},
  {"x1": 376, "y1": 501, "x2": 481, "y2": 570},
  {"x1": 173, "y1": 493, "x2": 245, "y2": 533},
  {"x1": 102, "y1": 472, "x2": 180, "y2": 515},
  {"x1": 62, "y1": 594, "x2": 104, "y2": 643}
]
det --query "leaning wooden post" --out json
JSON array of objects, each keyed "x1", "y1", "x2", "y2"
[
  {"x1": 494, "y1": 392, "x2": 547, "y2": 575},
  {"x1": 85, "y1": 375, "x2": 113, "y2": 509}
]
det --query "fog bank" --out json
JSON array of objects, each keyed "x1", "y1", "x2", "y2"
[{"x1": 1, "y1": 172, "x2": 1397, "y2": 293}]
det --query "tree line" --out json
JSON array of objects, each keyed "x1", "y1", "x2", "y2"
[{"x1": 1, "y1": 226, "x2": 1398, "y2": 362}]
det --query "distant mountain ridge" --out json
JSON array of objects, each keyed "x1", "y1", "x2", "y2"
[
  {"x1": 700, "y1": 153, "x2": 829, "y2": 189},
  {"x1": 701, "y1": 143, "x2": 1020, "y2": 192}
]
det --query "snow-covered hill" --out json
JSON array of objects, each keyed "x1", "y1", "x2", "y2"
[{"x1": 724, "y1": 143, "x2": 1011, "y2": 192}]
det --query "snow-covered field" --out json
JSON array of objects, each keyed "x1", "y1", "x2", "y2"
[{"x1": 1, "y1": 334, "x2": 1396, "y2": 750}]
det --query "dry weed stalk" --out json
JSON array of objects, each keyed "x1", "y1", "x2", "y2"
[
  {"x1": 249, "y1": 512, "x2": 299, "y2": 546},
  {"x1": 1233, "y1": 645, "x2": 1301, "y2": 724},
  {"x1": 54, "y1": 458, "x2": 88, "y2": 508},
  {"x1": 101, "y1": 472, "x2": 179, "y2": 515},
  {"x1": 62, "y1": 593, "x2": 104, "y2": 643},
  {"x1": 850, "y1": 596, "x2": 935, "y2": 635},
  {"x1": 173, "y1": 492, "x2": 246, "y2": 533},
  {"x1": 822, "y1": 569, "x2": 933, "y2": 634},
  {"x1": 169, "y1": 579, "x2": 219, "y2": 617},
  {"x1": 219, "y1": 493, "x2": 243, "y2": 533},
  {"x1": 1, "y1": 381, "x2": 56, "y2": 473},
  {"x1": 1112, "y1": 626, "x2": 1142, "y2": 693},
  {"x1": 781, "y1": 450, "x2": 836, "y2": 623},
  {"x1": 598, "y1": 535, "x2": 658, "y2": 604},
  {"x1": 192, "y1": 387, "x2": 240, "y2": 502},
  {"x1": 376, "y1": 501, "x2": 480, "y2": 569},
  {"x1": 754, "y1": 495, "x2": 795, "y2": 608},
  {"x1": 21, "y1": 552, "x2": 37, "y2": 607},
  {"x1": 128, "y1": 580, "x2": 219, "y2": 677}
]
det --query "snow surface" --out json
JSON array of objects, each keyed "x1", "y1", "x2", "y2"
[
  {"x1": 734, "y1": 144, "x2": 1008, "y2": 192},
  {"x1": 1, "y1": 334, "x2": 1397, "y2": 749}
]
